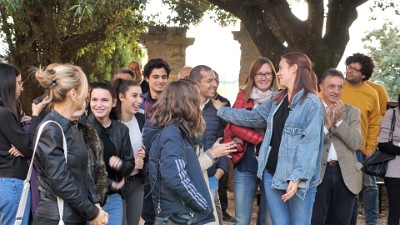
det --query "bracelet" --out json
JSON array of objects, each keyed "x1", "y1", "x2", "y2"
[{"x1": 206, "y1": 149, "x2": 217, "y2": 162}]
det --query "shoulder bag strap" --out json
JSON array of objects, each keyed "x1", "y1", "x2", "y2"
[
  {"x1": 15, "y1": 120, "x2": 65, "y2": 224},
  {"x1": 389, "y1": 108, "x2": 396, "y2": 142}
]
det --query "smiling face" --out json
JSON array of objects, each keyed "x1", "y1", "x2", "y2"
[
  {"x1": 319, "y1": 75, "x2": 344, "y2": 105},
  {"x1": 90, "y1": 88, "x2": 116, "y2": 121},
  {"x1": 276, "y1": 58, "x2": 296, "y2": 90},
  {"x1": 119, "y1": 85, "x2": 143, "y2": 115},
  {"x1": 197, "y1": 70, "x2": 217, "y2": 99},
  {"x1": 146, "y1": 67, "x2": 168, "y2": 97},
  {"x1": 254, "y1": 63, "x2": 274, "y2": 92}
]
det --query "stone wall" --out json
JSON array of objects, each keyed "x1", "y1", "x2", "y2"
[
  {"x1": 232, "y1": 22, "x2": 262, "y2": 87},
  {"x1": 141, "y1": 26, "x2": 194, "y2": 80}
]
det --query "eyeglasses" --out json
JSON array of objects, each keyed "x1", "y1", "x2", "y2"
[
  {"x1": 255, "y1": 72, "x2": 273, "y2": 79},
  {"x1": 346, "y1": 65, "x2": 361, "y2": 73}
]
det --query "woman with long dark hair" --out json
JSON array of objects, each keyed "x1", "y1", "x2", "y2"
[
  {"x1": 113, "y1": 78, "x2": 146, "y2": 225},
  {"x1": 85, "y1": 81, "x2": 134, "y2": 225},
  {"x1": 0, "y1": 63, "x2": 35, "y2": 225}
]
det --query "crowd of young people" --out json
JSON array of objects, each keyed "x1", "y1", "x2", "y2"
[{"x1": 0, "y1": 51, "x2": 397, "y2": 225}]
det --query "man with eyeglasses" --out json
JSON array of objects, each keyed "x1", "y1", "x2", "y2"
[{"x1": 342, "y1": 53, "x2": 380, "y2": 225}]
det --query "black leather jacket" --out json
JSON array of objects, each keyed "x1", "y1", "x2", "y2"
[
  {"x1": 85, "y1": 114, "x2": 135, "y2": 190},
  {"x1": 34, "y1": 110, "x2": 100, "y2": 223}
]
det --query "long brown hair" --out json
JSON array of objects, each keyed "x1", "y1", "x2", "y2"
[
  {"x1": 113, "y1": 78, "x2": 140, "y2": 120},
  {"x1": 241, "y1": 57, "x2": 279, "y2": 101},
  {"x1": 273, "y1": 52, "x2": 318, "y2": 105},
  {"x1": 150, "y1": 79, "x2": 205, "y2": 137}
]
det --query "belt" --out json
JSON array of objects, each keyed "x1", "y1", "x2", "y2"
[{"x1": 327, "y1": 160, "x2": 339, "y2": 167}]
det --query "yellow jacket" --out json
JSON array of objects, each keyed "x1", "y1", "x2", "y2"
[
  {"x1": 365, "y1": 80, "x2": 389, "y2": 117},
  {"x1": 342, "y1": 80, "x2": 380, "y2": 155}
]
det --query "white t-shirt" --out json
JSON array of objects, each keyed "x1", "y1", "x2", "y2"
[{"x1": 122, "y1": 116, "x2": 143, "y2": 175}]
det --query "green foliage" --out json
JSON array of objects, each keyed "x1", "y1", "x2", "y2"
[
  {"x1": 74, "y1": 7, "x2": 147, "y2": 81},
  {"x1": 161, "y1": 0, "x2": 237, "y2": 27},
  {"x1": 0, "y1": 0, "x2": 147, "y2": 77},
  {"x1": 363, "y1": 22, "x2": 400, "y2": 101}
]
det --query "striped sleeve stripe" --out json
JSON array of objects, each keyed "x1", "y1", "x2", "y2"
[{"x1": 175, "y1": 159, "x2": 208, "y2": 209}]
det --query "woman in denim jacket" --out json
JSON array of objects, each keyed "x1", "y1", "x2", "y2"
[{"x1": 217, "y1": 52, "x2": 324, "y2": 225}]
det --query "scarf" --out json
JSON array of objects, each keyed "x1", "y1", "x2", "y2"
[{"x1": 251, "y1": 87, "x2": 273, "y2": 108}]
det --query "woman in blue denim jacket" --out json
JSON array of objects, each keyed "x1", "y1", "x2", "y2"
[{"x1": 217, "y1": 52, "x2": 324, "y2": 225}]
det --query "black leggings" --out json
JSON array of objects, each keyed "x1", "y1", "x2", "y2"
[{"x1": 384, "y1": 177, "x2": 400, "y2": 225}]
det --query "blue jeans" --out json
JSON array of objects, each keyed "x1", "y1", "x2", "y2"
[
  {"x1": 0, "y1": 178, "x2": 30, "y2": 225},
  {"x1": 208, "y1": 176, "x2": 219, "y2": 199},
  {"x1": 234, "y1": 169, "x2": 271, "y2": 225},
  {"x1": 350, "y1": 151, "x2": 378, "y2": 225},
  {"x1": 103, "y1": 193, "x2": 123, "y2": 225},
  {"x1": 263, "y1": 171, "x2": 316, "y2": 225}
]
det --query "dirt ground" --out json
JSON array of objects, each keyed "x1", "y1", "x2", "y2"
[
  {"x1": 139, "y1": 188, "x2": 389, "y2": 225},
  {"x1": 222, "y1": 189, "x2": 389, "y2": 225}
]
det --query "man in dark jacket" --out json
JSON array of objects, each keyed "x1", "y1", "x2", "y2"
[
  {"x1": 139, "y1": 58, "x2": 171, "y2": 225},
  {"x1": 214, "y1": 70, "x2": 235, "y2": 222},
  {"x1": 189, "y1": 65, "x2": 229, "y2": 224}
]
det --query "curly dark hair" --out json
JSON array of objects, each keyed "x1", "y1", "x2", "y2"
[
  {"x1": 345, "y1": 53, "x2": 375, "y2": 81},
  {"x1": 143, "y1": 58, "x2": 171, "y2": 79}
]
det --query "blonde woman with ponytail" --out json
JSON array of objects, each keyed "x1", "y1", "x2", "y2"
[{"x1": 32, "y1": 64, "x2": 108, "y2": 225}]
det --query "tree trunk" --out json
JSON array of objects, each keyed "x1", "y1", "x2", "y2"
[{"x1": 208, "y1": 0, "x2": 369, "y2": 78}]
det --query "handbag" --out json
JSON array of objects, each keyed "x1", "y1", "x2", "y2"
[
  {"x1": 14, "y1": 120, "x2": 67, "y2": 225},
  {"x1": 363, "y1": 109, "x2": 397, "y2": 177}
]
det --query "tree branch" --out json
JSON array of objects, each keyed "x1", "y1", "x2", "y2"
[
  {"x1": 324, "y1": 0, "x2": 368, "y2": 44},
  {"x1": 60, "y1": 25, "x2": 108, "y2": 61},
  {"x1": 208, "y1": 0, "x2": 286, "y2": 58}
]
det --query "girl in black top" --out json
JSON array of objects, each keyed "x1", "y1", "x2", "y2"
[
  {"x1": 85, "y1": 81, "x2": 134, "y2": 225},
  {"x1": 0, "y1": 63, "x2": 45, "y2": 225}
]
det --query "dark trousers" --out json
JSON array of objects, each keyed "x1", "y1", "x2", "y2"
[
  {"x1": 142, "y1": 181, "x2": 155, "y2": 225},
  {"x1": 218, "y1": 172, "x2": 228, "y2": 212},
  {"x1": 32, "y1": 216, "x2": 86, "y2": 225},
  {"x1": 311, "y1": 165, "x2": 356, "y2": 225},
  {"x1": 384, "y1": 177, "x2": 400, "y2": 225}
]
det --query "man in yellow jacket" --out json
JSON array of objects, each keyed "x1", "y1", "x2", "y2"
[{"x1": 342, "y1": 53, "x2": 380, "y2": 225}]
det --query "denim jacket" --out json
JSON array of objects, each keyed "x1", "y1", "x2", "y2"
[{"x1": 218, "y1": 89, "x2": 324, "y2": 199}]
